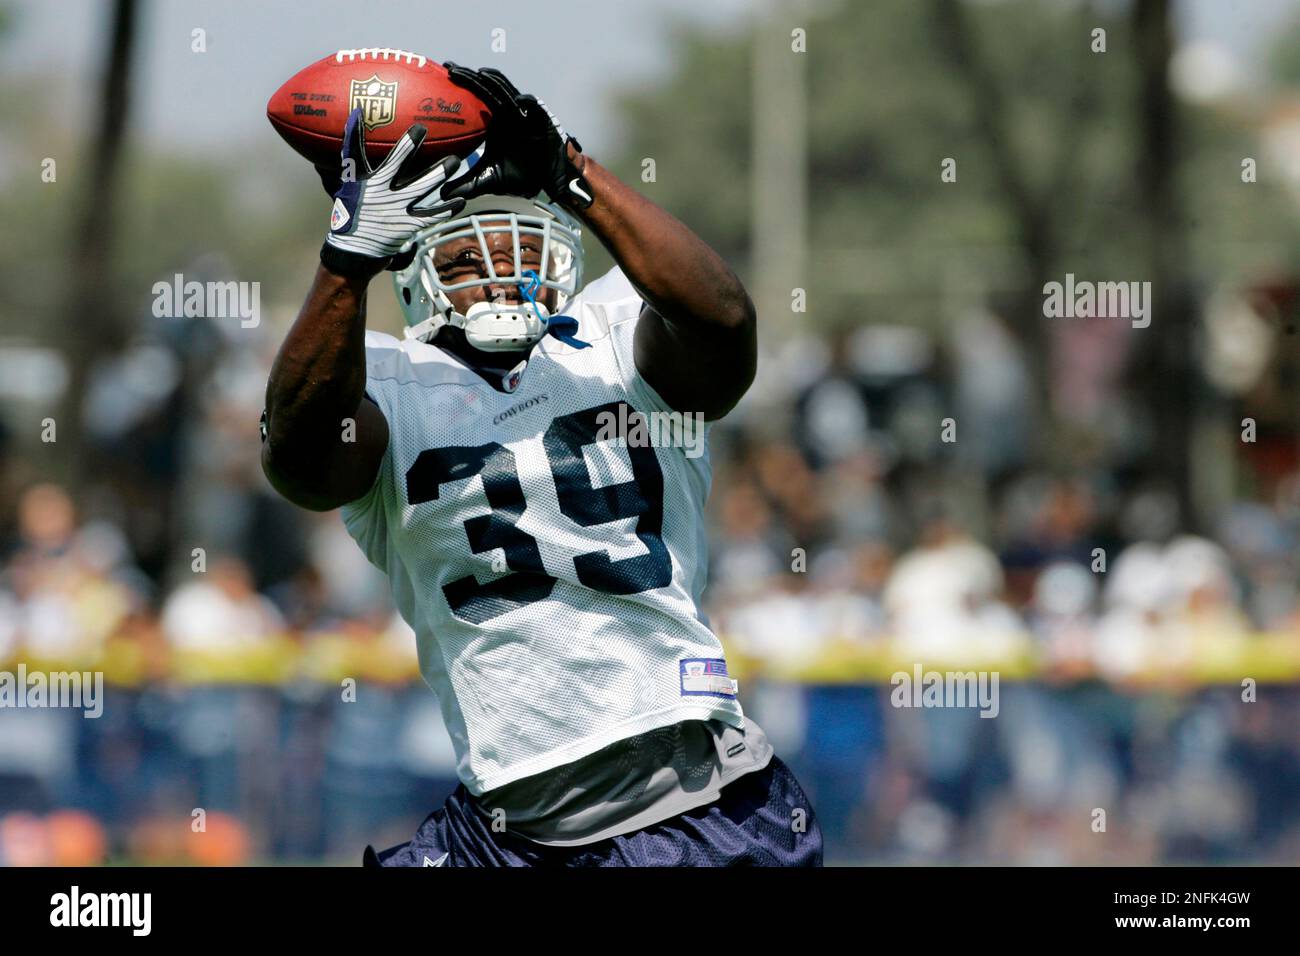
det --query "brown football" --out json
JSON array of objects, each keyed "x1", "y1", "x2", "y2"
[{"x1": 266, "y1": 48, "x2": 490, "y2": 168}]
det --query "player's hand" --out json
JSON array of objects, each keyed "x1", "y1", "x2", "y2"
[
  {"x1": 321, "y1": 108, "x2": 468, "y2": 278},
  {"x1": 440, "y1": 64, "x2": 593, "y2": 210}
]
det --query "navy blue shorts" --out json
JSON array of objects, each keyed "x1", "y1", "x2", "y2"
[{"x1": 365, "y1": 755, "x2": 823, "y2": 867}]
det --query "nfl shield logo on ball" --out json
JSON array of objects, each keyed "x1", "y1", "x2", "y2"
[{"x1": 350, "y1": 75, "x2": 397, "y2": 129}]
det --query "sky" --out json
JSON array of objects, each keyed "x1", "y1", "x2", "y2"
[
  {"x1": 0, "y1": 0, "x2": 762, "y2": 158},
  {"x1": 1, "y1": 0, "x2": 1298, "y2": 165}
]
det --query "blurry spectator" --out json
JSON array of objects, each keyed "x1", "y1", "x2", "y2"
[
  {"x1": 709, "y1": 479, "x2": 790, "y2": 602},
  {"x1": 1029, "y1": 561, "x2": 1099, "y2": 672},
  {"x1": 951, "y1": 308, "x2": 1033, "y2": 479},
  {"x1": 792, "y1": 326, "x2": 873, "y2": 471},
  {"x1": 160, "y1": 556, "x2": 283, "y2": 652},
  {"x1": 883, "y1": 509, "x2": 1030, "y2": 660},
  {"x1": 4, "y1": 486, "x2": 142, "y2": 662}
]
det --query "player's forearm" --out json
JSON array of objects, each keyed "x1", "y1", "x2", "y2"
[
  {"x1": 263, "y1": 265, "x2": 371, "y2": 459},
  {"x1": 569, "y1": 151, "x2": 756, "y2": 335}
]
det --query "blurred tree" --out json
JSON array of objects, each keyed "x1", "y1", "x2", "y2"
[
  {"x1": 1268, "y1": 12, "x2": 1300, "y2": 89},
  {"x1": 931, "y1": 0, "x2": 1107, "y2": 404},
  {"x1": 1128, "y1": 0, "x2": 1196, "y2": 528},
  {"x1": 933, "y1": 0, "x2": 1196, "y2": 521},
  {"x1": 62, "y1": 0, "x2": 140, "y2": 481}
]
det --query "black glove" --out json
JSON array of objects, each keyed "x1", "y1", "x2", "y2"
[{"x1": 440, "y1": 63, "x2": 593, "y2": 209}]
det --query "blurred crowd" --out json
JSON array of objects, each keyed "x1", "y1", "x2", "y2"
[{"x1": 2, "y1": 299, "x2": 1300, "y2": 864}]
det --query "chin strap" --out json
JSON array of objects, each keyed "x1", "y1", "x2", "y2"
[
  {"x1": 544, "y1": 314, "x2": 587, "y2": 349},
  {"x1": 522, "y1": 270, "x2": 589, "y2": 350}
]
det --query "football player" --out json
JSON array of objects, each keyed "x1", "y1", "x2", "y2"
[{"x1": 260, "y1": 64, "x2": 822, "y2": 866}]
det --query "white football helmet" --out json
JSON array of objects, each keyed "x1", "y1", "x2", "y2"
[{"x1": 392, "y1": 192, "x2": 584, "y2": 352}]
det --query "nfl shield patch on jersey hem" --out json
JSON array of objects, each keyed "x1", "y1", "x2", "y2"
[{"x1": 680, "y1": 658, "x2": 738, "y2": 698}]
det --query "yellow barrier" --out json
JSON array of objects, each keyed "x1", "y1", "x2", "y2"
[{"x1": 4, "y1": 632, "x2": 1299, "y2": 688}]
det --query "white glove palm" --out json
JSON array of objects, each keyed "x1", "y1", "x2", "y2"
[{"x1": 321, "y1": 107, "x2": 471, "y2": 277}]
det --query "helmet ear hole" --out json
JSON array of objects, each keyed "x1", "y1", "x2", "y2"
[{"x1": 402, "y1": 287, "x2": 412, "y2": 305}]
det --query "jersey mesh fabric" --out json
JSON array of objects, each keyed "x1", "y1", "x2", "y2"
[{"x1": 341, "y1": 266, "x2": 744, "y2": 795}]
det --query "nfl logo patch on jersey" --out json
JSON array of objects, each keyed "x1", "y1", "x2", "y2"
[
  {"x1": 680, "y1": 658, "x2": 737, "y2": 698},
  {"x1": 330, "y1": 197, "x2": 351, "y2": 231}
]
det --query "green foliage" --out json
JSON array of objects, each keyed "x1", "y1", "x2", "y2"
[
  {"x1": 605, "y1": 0, "x2": 1300, "y2": 330},
  {"x1": 1267, "y1": 12, "x2": 1300, "y2": 91},
  {"x1": 608, "y1": 16, "x2": 753, "y2": 266}
]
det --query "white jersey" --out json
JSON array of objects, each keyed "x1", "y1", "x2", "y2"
[{"x1": 341, "y1": 266, "x2": 744, "y2": 795}]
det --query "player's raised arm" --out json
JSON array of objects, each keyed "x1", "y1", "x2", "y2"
[
  {"x1": 261, "y1": 267, "x2": 387, "y2": 511},
  {"x1": 442, "y1": 65, "x2": 758, "y2": 421},
  {"x1": 261, "y1": 109, "x2": 466, "y2": 511},
  {"x1": 576, "y1": 156, "x2": 757, "y2": 420}
]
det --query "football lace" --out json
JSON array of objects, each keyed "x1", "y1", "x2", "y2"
[{"x1": 334, "y1": 47, "x2": 427, "y2": 67}]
